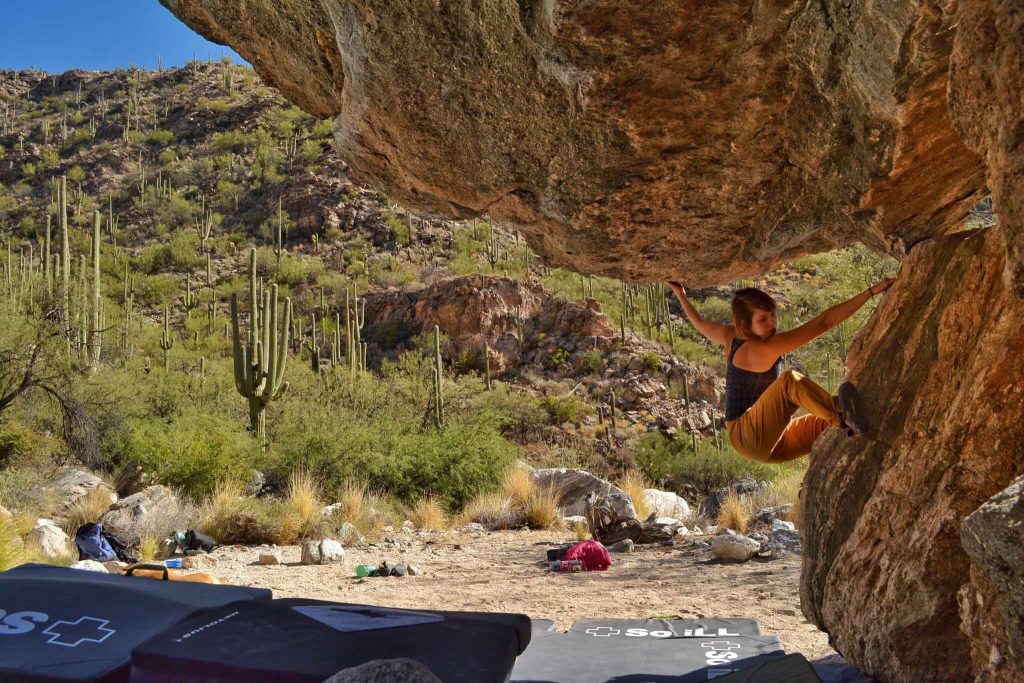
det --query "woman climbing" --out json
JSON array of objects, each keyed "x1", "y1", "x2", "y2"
[{"x1": 665, "y1": 279, "x2": 894, "y2": 463}]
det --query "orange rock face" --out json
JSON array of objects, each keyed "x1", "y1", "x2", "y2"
[{"x1": 801, "y1": 227, "x2": 1024, "y2": 682}]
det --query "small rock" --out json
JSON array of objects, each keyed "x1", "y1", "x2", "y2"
[
  {"x1": 610, "y1": 539, "x2": 634, "y2": 553},
  {"x1": 243, "y1": 470, "x2": 267, "y2": 497},
  {"x1": 749, "y1": 532, "x2": 768, "y2": 542},
  {"x1": 29, "y1": 519, "x2": 69, "y2": 559},
  {"x1": 771, "y1": 518, "x2": 796, "y2": 532},
  {"x1": 258, "y1": 552, "x2": 282, "y2": 565},
  {"x1": 755, "y1": 505, "x2": 794, "y2": 525},
  {"x1": 383, "y1": 525, "x2": 394, "y2": 533},
  {"x1": 408, "y1": 564, "x2": 422, "y2": 576},
  {"x1": 711, "y1": 534, "x2": 761, "y2": 562},
  {"x1": 654, "y1": 517, "x2": 680, "y2": 526},
  {"x1": 391, "y1": 564, "x2": 408, "y2": 577},
  {"x1": 182, "y1": 554, "x2": 218, "y2": 570},
  {"x1": 0, "y1": 504, "x2": 12, "y2": 520},
  {"x1": 322, "y1": 502, "x2": 343, "y2": 517},
  {"x1": 693, "y1": 540, "x2": 711, "y2": 550},
  {"x1": 562, "y1": 515, "x2": 587, "y2": 526},
  {"x1": 461, "y1": 523, "x2": 484, "y2": 533},
  {"x1": 704, "y1": 525, "x2": 719, "y2": 535},
  {"x1": 103, "y1": 560, "x2": 128, "y2": 573},
  {"x1": 69, "y1": 560, "x2": 108, "y2": 573},
  {"x1": 401, "y1": 520, "x2": 415, "y2": 532},
  {"x1": 302, "y1": 539, "x2": 345, "y2": 565},
  {"x1": 675, "y1": 526, "x2": 689, "y2": 536}
]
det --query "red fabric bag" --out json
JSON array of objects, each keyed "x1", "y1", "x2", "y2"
[{"x1": 563, "y1": 540, "x2": 612, "y2": 570}]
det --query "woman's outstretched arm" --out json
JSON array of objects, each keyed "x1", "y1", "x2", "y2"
[
  {"x1": 665, "y1": 281, "x2": 731, "y2": 346},
  {"x1": 758, "y1": 277, "x2": 895, "y2": 358}
]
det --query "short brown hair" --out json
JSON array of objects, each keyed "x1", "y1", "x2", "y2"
[{"x1": 731, "y1": 288, "x2": 777, "y2": 340}]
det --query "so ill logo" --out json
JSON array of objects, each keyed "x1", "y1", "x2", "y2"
[
  {"x1": 0, "y1": 610, "x2": 117, "y2": 648},
  {"x1": 584, "y1": 626, "x2": 742, "y2": 638}
]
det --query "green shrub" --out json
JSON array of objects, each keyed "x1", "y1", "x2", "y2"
[
  {"x1": 639, "y1": 351, "x2": 662, "y2": 373},
  {"x1": 634, "y1": 432, "x2": 800, "y2": 497},
  {"x1": 148, "y1": 128, "x2": 175, "y2": 146},
  {"x1": 540, "y1": 395, "x2": 585, "y2": 425},
  {"x1": 111, "y1": 410, "x2": 258, "y2": 500},
  {"x1": 546, "y1": 348, "x2": 570, "y2": 369},
  {"x1": 0, "y1": 420, "x2": 62, "y2": 469},
  {"x1": 577, "y1": 349, "x2": 603, "y2": 375},
  {"x1": 0, "y1": 467, "x2": 56, "y2": 515}
]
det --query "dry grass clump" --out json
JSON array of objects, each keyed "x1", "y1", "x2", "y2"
[
  {"x1": 285, "y1": 470, "x2": 325, "y2": 541},
  {"x1": 462, "y1": 492, "x2": 521, "y2": 530},
  {"x1": 773, "y1": 470, "x2": 803, "y2": 526},
  {"x1": 572, "y1": 518, "x2": 590, "y2": 542},
  {"x1": 617, "y1": 470, "x2": 651, "y2": 520},
  {"x1": 0, "y1": 518, "x2": 25, "y2": 571},
  {"x1": 61, "y1": 487, "x2": 115, "y2": 537},
  {"x1": 715, "y1": 490, "x2": 752, "y2": 534},
  {"x1": 138, "y1": 536, "x2": 160, "y2": 563},
  {"x1": 407, "y1": 497, "x2": 448, "y2": 531},
  {"x1": 501, "y1": 468, "x2": 534, "y2": 510},
  {"x1": 199, "y1": 481, "x2": 289, "y2": 545},
  {"x1": 525, "y1": 485, "x2": 562, "y2": 530}
]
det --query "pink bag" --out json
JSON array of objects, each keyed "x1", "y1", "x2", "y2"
[{"x1": 563, "y1": 540, "x2": 612, "y2": 571}]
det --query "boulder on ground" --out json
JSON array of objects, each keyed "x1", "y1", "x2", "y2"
[
  {"x1": 711, "y1": 533, "x2": 761, "y2": 562},
  {"x1": 258, "y1": 552, "x2": 282, "y2": 565},
  {"x1": 323, "y1": 658, "x2": 442, "y2": 683},
  {"x1": 69, "y1": 560, "x2": 108, "y2": 573},
  {"x1": 113, "y1": 460, "x2": 146, "y2": 498},
  {"x1": 301, "y1": 539, "x2": 345, "y2": 565},
  {"x1": 960, "y1": 475, "x2": 1024, "y2": 682},
  {"x1": 99, "y1": 485, "x2": 181, "y2": 546},
  {"x1": 642, "y1": 489, "x2": 691, "y2": 521},
  {"x1": 28, "y1": 519, "x2": 69, "y2": 559},
  {"x1": 50, "y1": 468, "x2": 116, "y2": 513},
  {"x1": 529, "y1": 468, "x2": 625, "y2": 517}
]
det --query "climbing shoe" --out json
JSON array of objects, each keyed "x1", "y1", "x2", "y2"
[{"x1": 837, "y1": 382, "x2": 867, "y2": 436}]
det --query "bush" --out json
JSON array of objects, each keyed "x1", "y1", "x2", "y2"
[
  {"x1": 406, "y1": 497, "x2": 448, "y2": 530},
  {"x1": 577, "y1": 349, "x2": 603, "y2": 375},
  {"x1": 110, "y1": 410, "x2": 258, "y2": 500},
  {"x1": 634, "y1": 432, "x2": 787, "y2": 496},
  {"x1": 540, "y1": 395, "x2": 584, "y2": 425},
  {"x1": 0, "y1": 419, "x2": 62, "y2": 469},
  {"x1": 462, "y1": 492, "x2": 521, "y2": 530},
  {"x1": 639, "y1": 351, "x2": 662, "y2": 373}
]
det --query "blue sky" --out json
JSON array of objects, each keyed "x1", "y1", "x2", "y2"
[{"x1": 0, "y1": 2, "x2": 246, "y2": 73}]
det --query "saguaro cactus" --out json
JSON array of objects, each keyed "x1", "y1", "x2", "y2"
[
  {"x1": 90, "y1": 211, "x2": 102, "y2": 371},
  {"x1": 231, "y1": 274, "x2": 291, "y2": 442},
  {"x1": 431, "y1": 325, "x2": 444, "y2": 428},
  {"x1": 159, "y1": 307, "x2": 174, "y2": 372}
]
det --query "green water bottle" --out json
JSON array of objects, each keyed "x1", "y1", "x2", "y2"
[{"x1": 355, "y1": 564, "x2": 379, "y2": 578}]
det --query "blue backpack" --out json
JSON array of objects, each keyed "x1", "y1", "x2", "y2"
[{"x1": 74, "y1": 523, "x2": 118, "y2": 562}]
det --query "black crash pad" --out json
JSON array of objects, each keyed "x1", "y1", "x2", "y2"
[
  {"x1": 0, "y1": 563, "x2": 271, "y2": 683},
  {"x1": 512, "y1": 618, "x2": 786, "y2": 682},
  {"x1": 130, "y1": 598, "x2": 531, "y2": 683}
]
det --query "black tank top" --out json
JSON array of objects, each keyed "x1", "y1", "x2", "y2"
[{"x1": 724, "y1": 338, "x2": 782, "y2": 421}]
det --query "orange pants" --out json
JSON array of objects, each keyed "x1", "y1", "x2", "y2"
[{"x1": 724, "y1": 370, "x2": 842, "y2": 463}]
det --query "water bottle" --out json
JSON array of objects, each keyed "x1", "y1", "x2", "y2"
[
  {"x1": 355, "y1": 564, "x2": 379, "y2": 578},
  {"x1": 549, "y1": 559, "x2": 583, "y2": 573}
]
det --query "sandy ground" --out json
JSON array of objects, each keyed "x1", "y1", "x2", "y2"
[{"x1": 199, "y1": 528, "x2": 838, "y2": 662}]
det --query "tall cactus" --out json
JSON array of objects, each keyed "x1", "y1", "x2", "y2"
[
  {"x1": 90, "y1": 211, "x2": 102, "y2": 371},
  {"x1": 44, "y1": 215, "x2": 51, "y2": 296},
  {"x1": 231, "y1": 250, "x2": 291, "y2": 442},
  {"x1": 307, "y1": 310, "x2": 321, "y2": 373},
  {"x1": 159, "y1": 307, "x2": 174, "y2": 372},
  {"x1": 183, "y1": 273, "x2": 198, "y2": 317},
  {"x1": 60, "y1": 175, "x2": 70, "y2": 326},
  {"x1": 432, "y1": 324, "x2": 444, "y2": 428},
  {"x1": 345, "y1": 283, "x2": 365, "y2": 373}
]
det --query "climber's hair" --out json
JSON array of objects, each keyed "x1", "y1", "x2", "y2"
[{"x1": 731, "y1": 288, "x2": 777, "y2": 340}]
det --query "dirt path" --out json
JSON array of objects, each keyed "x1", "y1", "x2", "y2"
[{"x1": 204, "y1": 528, "x2": 836, "y2": 661}]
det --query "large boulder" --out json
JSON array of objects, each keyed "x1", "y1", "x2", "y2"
[
  {"x1": 801, "y1": 227, "x2": 1024, "y2": 683},
  {"x1": 529, "y1": 468, "x2": 625, "y2": 517},
  {"x1": 100, "y1": 485, "x2": 181, "y2": 547},
  {"x1": 323, "y1": 658, "x2": 442, "y2": 683},
  {"x1": 642, "y1": 489, "x2": 691, "y2": 521},
  {"x1": 959, "y1": 476, "x2": 1024, "y2": 683},
  {"x1": 711, "y1": 533, "x2": 761, "y2": 563},
  {"x1": 161, "y1": 0, "x2": 1024, "y2": 297},
  {"x1": 49, "y1": 468, "x2": 116, "y2": 513}
]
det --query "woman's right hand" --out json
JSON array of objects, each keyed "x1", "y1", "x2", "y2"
[
  {"x1": 665, "y1": 280, "x2": 686, "y2": 297},
  {"x1": 869, "y1": 278, "x2": 895, "y2": 296}
]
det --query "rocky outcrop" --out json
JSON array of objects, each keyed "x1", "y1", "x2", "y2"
[
  {"x1": 528, "y1": 468, "x2": 625, "y2": 517},
  {"x1": 50, "y1": 468, "x2": 116, "y2": 513},
  {"x1": 365, "y1": 275, "x2": 613, "y2": 373},
  {"x1": 801, "y1": 227, "x2": 1024, "y2": 683},
  {"x1": 100, "y1": 485, "x2": 183, "y2": 547},
  {"x1": 158, "y1": 0, "x2": 1020, "y2": 287}
]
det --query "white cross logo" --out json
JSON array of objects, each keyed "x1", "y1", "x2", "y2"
[
  {"x1": 701, "y1": 640, "x2": 741, "y2": 650},
  {"x1": 41, "y1": 617, "x2": 116, "y2": 648},
  {"x1": 586, "y1": 626, "x2": 621, "y2": 637}
]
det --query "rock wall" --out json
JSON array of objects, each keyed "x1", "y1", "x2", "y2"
[
  {"x1": 159, "y1": 0, "x2": 1002, "y2": 285},
  {"x1": 800, "y1": 227, "x2": 1024, "y2": 682}
]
